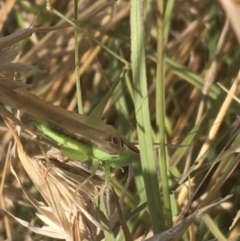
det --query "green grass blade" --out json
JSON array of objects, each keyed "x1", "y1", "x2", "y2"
[
  {"x1": 130, "y1": 0, "x2": 165, "y2": 233},
  {"x1": 164, "y1": 0, "x2": 175, "y2": 44},
  {"x1": 201, "y1": 214, "x2": 227, "y2": 241},
  {"x1": 156, "y1": 0, "x2": 173, "y2": 229}
]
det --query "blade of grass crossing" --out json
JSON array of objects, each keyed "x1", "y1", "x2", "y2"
[
  {"x1": 90, "y1": 66, "x2": 128, "y2": 118},
  {"x1": 165, "y1": 57, "x2": 220, "y2": 99},
  {"x1": 130, "y1": 0, "x2": 165, "y2": 233}
]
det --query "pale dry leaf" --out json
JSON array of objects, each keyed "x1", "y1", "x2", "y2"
[
  {"x1": 219, "y1": 0, "x2": 240, "y2": 45},
  {"x1": 36, "y1": 212, "x2": 63, "y2": 230},
  {"x1": 6, "y1": 152, "x2": 69, "y2": 239},
  {"x1": 229, "y1": 210, "x2": 240, "y2": 230},
  {"x1": 5, "y1": 119, "x2": 108, "y2": 241},
  {"x1": 4, "y1": 209, "x2": 67, "y2": 239}
]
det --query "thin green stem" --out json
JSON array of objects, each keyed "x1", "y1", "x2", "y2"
[{"x1": 74, "y1": 0, "x2": 83, "y2": 114}]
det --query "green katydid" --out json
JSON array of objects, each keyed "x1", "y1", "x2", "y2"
[
  {"x1": 33, "y1": 119, "x2": 139, "y2": 183},
  {"x1": 0, "y1": 82, "x2": 140, "y2": 153},
  {"x1": 0, "y1": 82, "x2": 139, "y2": 182}
]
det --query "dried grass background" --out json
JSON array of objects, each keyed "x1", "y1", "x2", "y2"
[{"x1": 1, "y1": 0, "x2": 240, "y2": 241}]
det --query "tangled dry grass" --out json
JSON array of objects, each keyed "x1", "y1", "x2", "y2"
[{"x1": 1, "y1": 0, "x2": 240, "y2": 241}]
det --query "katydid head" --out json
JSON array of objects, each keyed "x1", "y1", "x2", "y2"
[{"x1": 108, "y1": 135, "x2": 124, "y2": 149}]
